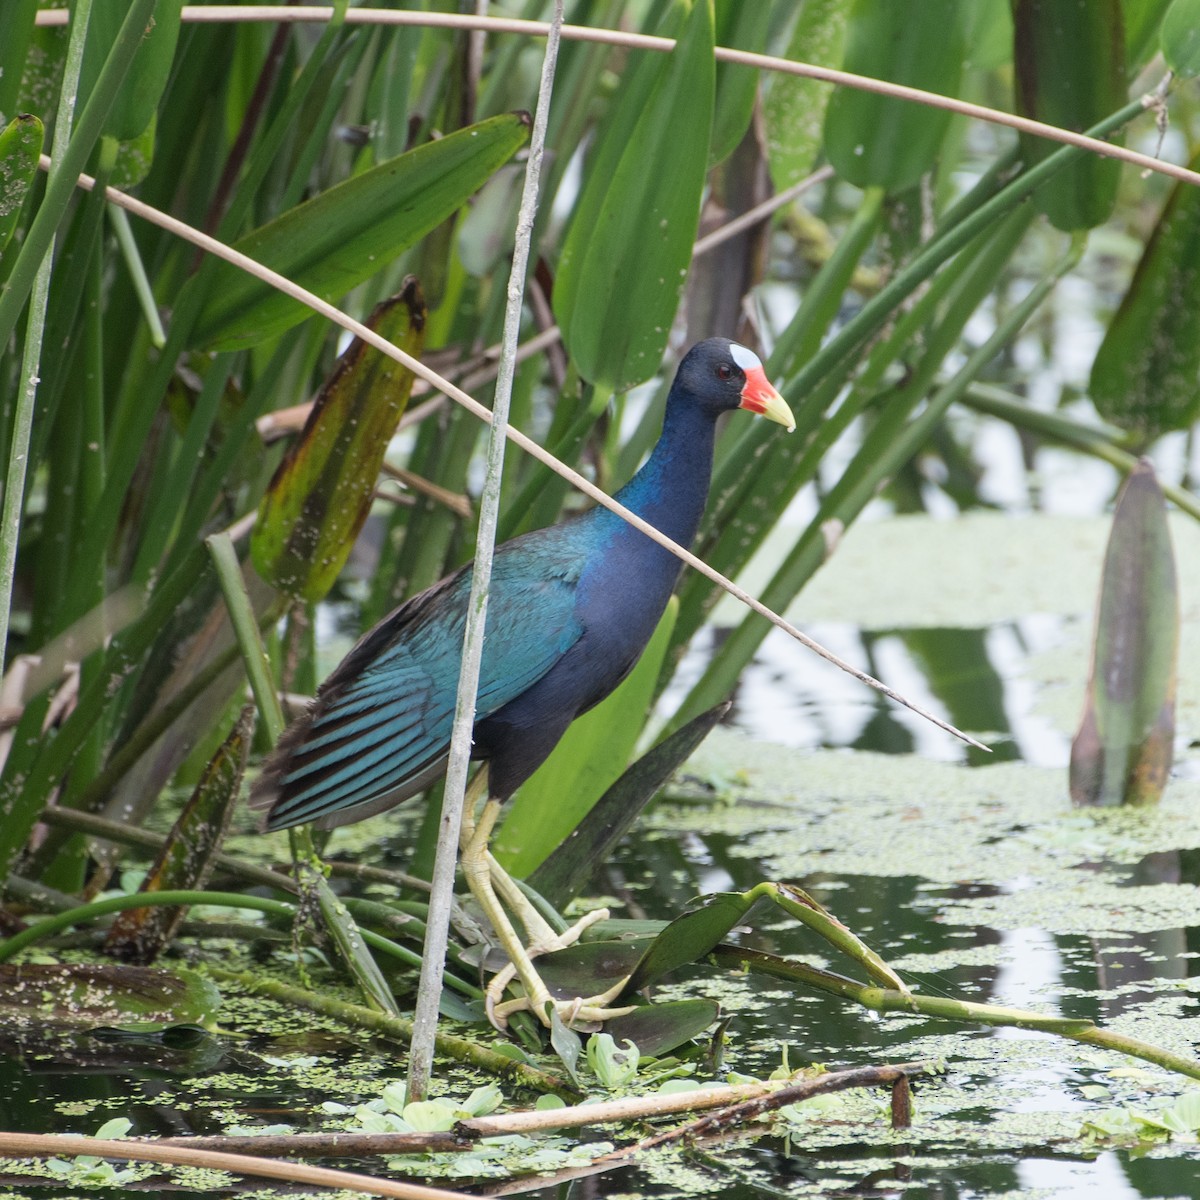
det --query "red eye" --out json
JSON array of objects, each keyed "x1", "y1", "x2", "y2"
[{"x1": 716, "y1": 363, "x2": 733, "y2": 380}]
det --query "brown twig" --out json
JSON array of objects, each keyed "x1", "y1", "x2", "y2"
[
  {"x1": 596, "y1": 1061, "x2": 939, "y2": 1160},
  {"x1": 0, "y1": 1133, "x2": 474, "y2": 1200},
  {"x1": 147, "y1": 1075, "x2": 789, "y2": 1158}
]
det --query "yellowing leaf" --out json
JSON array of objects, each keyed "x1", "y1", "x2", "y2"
[
  {"x1": 1070, "y1": 462, "x2": 1178, "y2": 807},
  {"x1": 252, "y1": 281, "x2": 426, "y2": 602}
]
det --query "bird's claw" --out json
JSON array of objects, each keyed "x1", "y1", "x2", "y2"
[
  {"x1": 487, "y1": 977, "x2": 636, "y2": 1030},
  {"x1": 483, "y1": 907, "x2": 632, "y2": 1030}
]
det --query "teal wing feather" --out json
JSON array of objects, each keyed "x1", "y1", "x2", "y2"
[{"x1": 254, "y1": 526, "x2": 588, "y2": 829}]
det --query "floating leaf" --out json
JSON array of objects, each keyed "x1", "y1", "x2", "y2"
[
  {"x1": 0, "y1": 113, "x2": 43, "y2": 257},
  {"x1": 553, "y1": 0, "x2": 715, "y2": 392},
  {"x1": 1070, "y1": 461, "x2": 1178, "y2": 807},
  {"x1": 104, "y1": 706, "x2": 253, "y2": 963},
  {"x1": 1013, "y1": 0, "x2": 1126, "y2": 231},
  {"x1": 538, "y1": 939, "x2": 649, "y2": 999},
  {"x1": 823, "y1": 0, "x2": 963, "y2": 192},
  {"x1": 251, "y1": 281, "x2": 427, "y2": 601},
  {"x1": 191, "y1": 112, "x2": 528, "y2": 350},
  {"x1": 1090, "y1": 148, "x2": 1200, "y2": 440},
  {"x1": 0, "y1": 963, "x2": 221, "y2": 1030},
  {"x1": 495, "y1": 601, "x2": 678, "y2": 878},
  {"x1": 586, "y1": 1032, "x2": 639, "y2": 1088}
]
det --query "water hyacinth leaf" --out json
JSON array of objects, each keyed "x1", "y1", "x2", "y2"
[
  {"x1": 553, "y1": 0, "x2": 715, "y2": 392},
  {"x1": 606, "y1": 999, "x2": 721, "y2": 1057},
  {"x1": 763, "y1": 0, "x2": 848, "y2": 189},
  {"x1": 528, "y1": 699, "x2": 731, "y2": 908},
  {"x1": 1012, "y1": 0, "x2": 1126, "y2": 231},
  {"x1": 0, "y1": 963, "x2": 221, "y2": 1030},
  {"x1": 1089, "y1": 149, "x2": 1200, "y2": 439},
  {"x1": 709, "y1": 0, "x2": 771, "y2": 167},
  {"x1": 1161, "y1": 0, "x2": 1200, "y2": 76},
  {"x1": 1070, "y1": 461, "x2": 1178, "y2": 807},
  {"x1": 251, "y1": 281, "x2": 427, "y2": 601},
  {"x1": 823, "y1": 0, "x2": 963, "y2": 192},
  {"x1": 538, "y1": 939, "x2": 649, "y2": 998},
  {"x1": 0, "y1": 113, "x2": 43, "y2": 257},
  {"x1": 493, "y1": 601, "x2": 678, "y2": 878},
  {"x1": 191, "y1": 112, "x2": 529, "y2": 350},
  {"x1": 104, "y1": 706, "x2": 254, "y2": 964},
  {"x1": 624, "y1": 881, "x2": 909, "y2": 997},
  {"x1": 76, "y1": 0, "x2": 183, "y2": 141}
]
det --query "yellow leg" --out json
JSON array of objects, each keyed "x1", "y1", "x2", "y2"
[{"x1": 458, "y1": 768, "x2": 635, "y2": 1030}]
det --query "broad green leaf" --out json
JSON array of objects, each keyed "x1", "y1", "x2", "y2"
[
  {"x1": 0, "y1": 0, "x2": 38, "y2": 123},
  {"x1": 823, "y1": 0, "x2": 963, "y2": 192},
  {"x1": 1090, "y1": 148, "x2": 1200, "y2": 439},
  {"x1": 528, "y1": 699, "x2": 731, "y2": 908},
  {"x1": 1127, "y1": 0, "x2": 1177, "y2": 67},
  {"x1": 0, "y1": 113, "x2": 43, "y2": 257},
  {"x1": 76, "y1": 0, "x2": 183, "y2": 141},
  {"x1": 623, "y1": 881, "x2": 906, "y2": 998},
  {"x1": 962, "y1": 0, "x2": 1015, "y2": 71},
  {"x1": 104, "y1": 706, "x2": 253, "y2": 964},
  {"x1": 709, "y1": 0, "x2": 771, "y2": 167},
  {"x1": 252, "y1": 281, "x2": 427, "y2": 601},
  {"x1": 190, "y1": 112, "x2": 529, "y2": 350},
  {"x1": 110, "y1": 113, "x2": 158, "y2": 191},
  {"x1": 1012, "y1": 0, "x2": 1126, "y2": 231},
  {"x1": 553, "y1": 0, "x2": 715, "y2": 392},
  {"x1": 493, "y1": 600, "x2": 678, "y2": 877},
  {"x1": 1162, "y1": 0, "x2": 1200, "y2": 77},
  {"x1": 764, "y1": 0, "x2": 848, "y2": 190},
  {"x1": 10, "y1": 3, "x2": 64, "y2": 126},
  {"x1": 1070, "y1": 462, "x2": 1178, "y2": 807}
]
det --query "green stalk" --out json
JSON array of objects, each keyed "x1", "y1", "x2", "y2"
[
  {"x1": 0, "y1": 889, "x2": 458, "y2": 999},
  {"x1": 962, "y1": 383, "x2": 1200, "y2": 522},
  {"x1": 209, "y1": 532, "x2": 403, "y2": 1017},
  {"x1": 674, "y1": 199, "x2": 1018, "y2": 659},
  {"x1": 0, "y1": 0, "x2": 157, "y2": 353},
  {"x1": 715, "y1": 948, "x2": 1200, "y2": 1083},
  {"x1": 207, "y1": 532, "x2": 285, "y2": 743},
  {"x1": 108, "y1": 200, "x2": 166, "y2": 348},
  {"x1": 785, "y1": 98, "x2": 1146, "y2": 405},
  {"x1": 0, "y1": 0, "x2": 97, "y2": 679}
]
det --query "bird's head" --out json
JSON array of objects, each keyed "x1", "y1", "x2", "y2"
[{"x1": 674, "y1": 338, "x2": 795, "y2": 432}]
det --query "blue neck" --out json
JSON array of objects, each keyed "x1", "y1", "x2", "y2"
[{"x1": 606, "y1": 391, "x2": 717, "y2": 549}]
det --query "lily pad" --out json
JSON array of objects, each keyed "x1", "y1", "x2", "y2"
[{"x1": 0, "y1": 963, "x2": 221, "y2": 1031}]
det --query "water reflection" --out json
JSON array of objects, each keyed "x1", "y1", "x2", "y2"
[{"x1": 692, "y1": 617, "x2": 1075, "y2": 768}]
